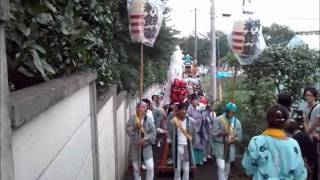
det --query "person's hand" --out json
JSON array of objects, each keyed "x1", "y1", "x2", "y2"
[
  {"x1": 139, "y1": 138, "x2": 146, "y2": 146},
  {"x1": 157, "y1": 128, "x2": 168, "y2": 134},
  {"x1": 313, "y1": 133, "x2": 320, "y2": 141},
  {"x1": 135, "y1": 123, "x2": 142, "y2": 130},
  {"x1": 226, "y1": 136, "x2": 236, "y2": 144}
]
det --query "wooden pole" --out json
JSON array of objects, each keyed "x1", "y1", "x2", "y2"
[
  {"x1": 138, "y1": 43, "x2": 144, "y2": 176},
  {"x1": 231, "y1": 64, "x2": 239, "y2": 103},
  {"x1": 139, "y1": 44, "x2": 144, "y2": 99},
  {"x1": 0, "y1": 0, "x2": 15, "y2": 179}
]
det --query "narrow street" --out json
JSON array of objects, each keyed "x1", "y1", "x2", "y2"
[
  {"x1": 125, "y1": 158, "x2": 218, "y2": 180},
  {"x1": 0, "y1": 0, "x2": 318, "y2": 179},
  {"x1": 125, "y1": 157, "x2": 250, "y2": 180}
]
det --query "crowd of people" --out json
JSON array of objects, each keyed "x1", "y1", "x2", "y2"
[{"x1": 126, "y1": 86, "x2": 320, "y2": 180}]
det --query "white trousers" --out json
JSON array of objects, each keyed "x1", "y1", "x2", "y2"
[
  {"x1": 132, "y1": 158, "x2": 154, "y2": 180},
  {"x1": 174, "y1": 145, "x2": 190, "y2": 180},
  {"x1": 216, "y1": 159, "x2": 231, "y2": 180}
]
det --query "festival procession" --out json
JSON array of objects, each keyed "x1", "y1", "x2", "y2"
[
  {"x1": 124, "y1": 0, "x2": 319, "y2": 179},
  {"x1": 0, "y1": 0, "x2": 319, "y2": 180}
]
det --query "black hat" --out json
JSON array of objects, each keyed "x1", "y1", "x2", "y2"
[
  {"x1": 142, "y1": 98, "x2": 151, "y2": 105},
  {"x1": 190, "y1": 93, "x2": 198, "y2": 101},
  {"x1": 177, "y1": 102, "x2": 187, "y2": 110},
  {"x1": 277, "y1": 92, "x2": 292, "y2": 108}
]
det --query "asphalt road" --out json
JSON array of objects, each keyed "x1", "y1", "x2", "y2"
[
  {"x1": 125, "y1": 158, "x2": 218, "y2": 180},
  {"x1": 124, "y1": 156, "x2": 251, "y2": 180}
]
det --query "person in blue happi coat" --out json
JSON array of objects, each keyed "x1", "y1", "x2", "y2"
[{"x1": 242, "y1": 104, "x2": 307, "y2": 180}]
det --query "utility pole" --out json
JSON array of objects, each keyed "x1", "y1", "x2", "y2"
[
  {"x1": 194, "y1": 8, "x2": 197, "y2": 62},
  {"x1": 185, "y1": 38, "x2": 188, "y2": 53},
  {"x1": 217, "y1": 36, "x2": 221, "y2": 101},
  {"x1": 0, "y1": 0, "x2": 15, "y2": 179},
  {"x1": 210, "y1": 0, "x2": 217, "y2": 102}
]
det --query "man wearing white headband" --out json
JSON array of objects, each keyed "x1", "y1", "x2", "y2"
[{"x1": 126, "y1": 102, "x2": 156, "y2": 180}]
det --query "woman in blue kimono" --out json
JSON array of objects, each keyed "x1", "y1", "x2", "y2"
[{"x1": 242, "y1": 104, "x2": 307, "y2": 180}]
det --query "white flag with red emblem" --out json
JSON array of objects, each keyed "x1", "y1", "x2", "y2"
[
  {"x1": 128, "y1": 0, "x2": 167, "y2": 47},
  {"x1": 229, "y1": 14, "x2": 266, "y2": 65}
]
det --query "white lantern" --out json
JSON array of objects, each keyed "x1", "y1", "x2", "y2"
[
  {"x1": 127, "y1": 0, "x2": 166, "y2": 47},
  {"x1": 128, "y1": 0, "x2": 145, "y2": 43},
  {"x1": 229, "y1": 15, "x2": 266, "y2": 65}
]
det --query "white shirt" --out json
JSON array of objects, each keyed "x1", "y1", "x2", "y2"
[
  {"x1": 147, "y1": 110, "x2": 154, "y2": 123},
  {"x1": 303, "y1": 103, "x2": 320, "y2": 129},
  {"x1": 177, "y1": 118, "x2": 188, "y2": 145}
]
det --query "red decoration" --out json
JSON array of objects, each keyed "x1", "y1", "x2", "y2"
[
  {"x1": 170, "y1": 79, "x2": 187, "y2": 103},
  {"x1": 199, "y1": 96, "x2": 208, "y2": 106}
]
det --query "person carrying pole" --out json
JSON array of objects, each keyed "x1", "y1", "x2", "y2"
[{"x1": 126, "y1": 101, "x2": 156, "y2": 180}]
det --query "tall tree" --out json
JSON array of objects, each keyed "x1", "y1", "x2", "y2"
[
  {"x1": 263, "y1": 23, "x2": 295, "y2": 46},
  {"x1": 6, "y1": 0, "x2": 179, "y2": 95},
  {"x1": 242, "y1": 45, "x2": 320, "y2": 101}
]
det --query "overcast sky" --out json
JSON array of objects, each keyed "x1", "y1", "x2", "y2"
[{"x1": 166, "y1": 0, "x2": 320, "y2": 37}]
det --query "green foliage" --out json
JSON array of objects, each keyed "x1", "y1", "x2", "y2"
[
  {"x1": 6, "y1": 0, "x2": 178, "y2": 94},
  {"x1": 116, "y1": 3, "x2": 178, "y2": 93},
  {"x1": 219, "y1": 52, "x2": 238, "y2": 69},
  {"x1": 263, "y1": 23, "x2": 295, "y2": 46},
  {"x1": 242, "y1": 45, "x2": 320, "y2": 101},
  {"x1": 237, "y1": 45, "x2": 319, "y2": 151},
  {"x1": 215, "y1": 45, "x2": 319, "y2": 153}
]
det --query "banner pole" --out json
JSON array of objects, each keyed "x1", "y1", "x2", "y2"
[
  {"x1": 138, "y1": 43, "x2": 144, "y2": 176},
  {"x1": 139, "y1": 44, "x2": 144, "y2": 100},
  {"x1": 231, "y1": 64, "x2": 238, "y2": 103}
]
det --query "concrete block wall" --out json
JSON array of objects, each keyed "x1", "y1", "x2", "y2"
[
  {"x1": 12, "y1": 85, "x2": 94, "y2": 180},
  {"x1": 115, "y1": 92, "x2": 127, "y2": 180},
  {"x1": 7, "y1": 73, "x2": 163, "y2": 180},
  {"x1": 97, "y1": 95, "x2": 116, "y2": 180},
  {"x1": 10, "y1": 73, "x2": 98, "y2": 180}
]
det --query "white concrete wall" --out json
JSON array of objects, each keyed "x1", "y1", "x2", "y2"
[
  {"x1": 97, "y1": 96, "x2": 116, "y2": 180},
  {"x1": 125, "y1": 102, "x2": 131, "y2": 174},
  {"x1": 116, "y1": 99, "x2": 126, "y2": 180},
  {"x1": 142, "y1": 83, "x2": 163, "y2": 100},
  {"x1": 12, "y1": 85, "x2": 94, "y2": 180},
  {"x1": 11, "y1": 83, "x2": 162, "y2": 180}
]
